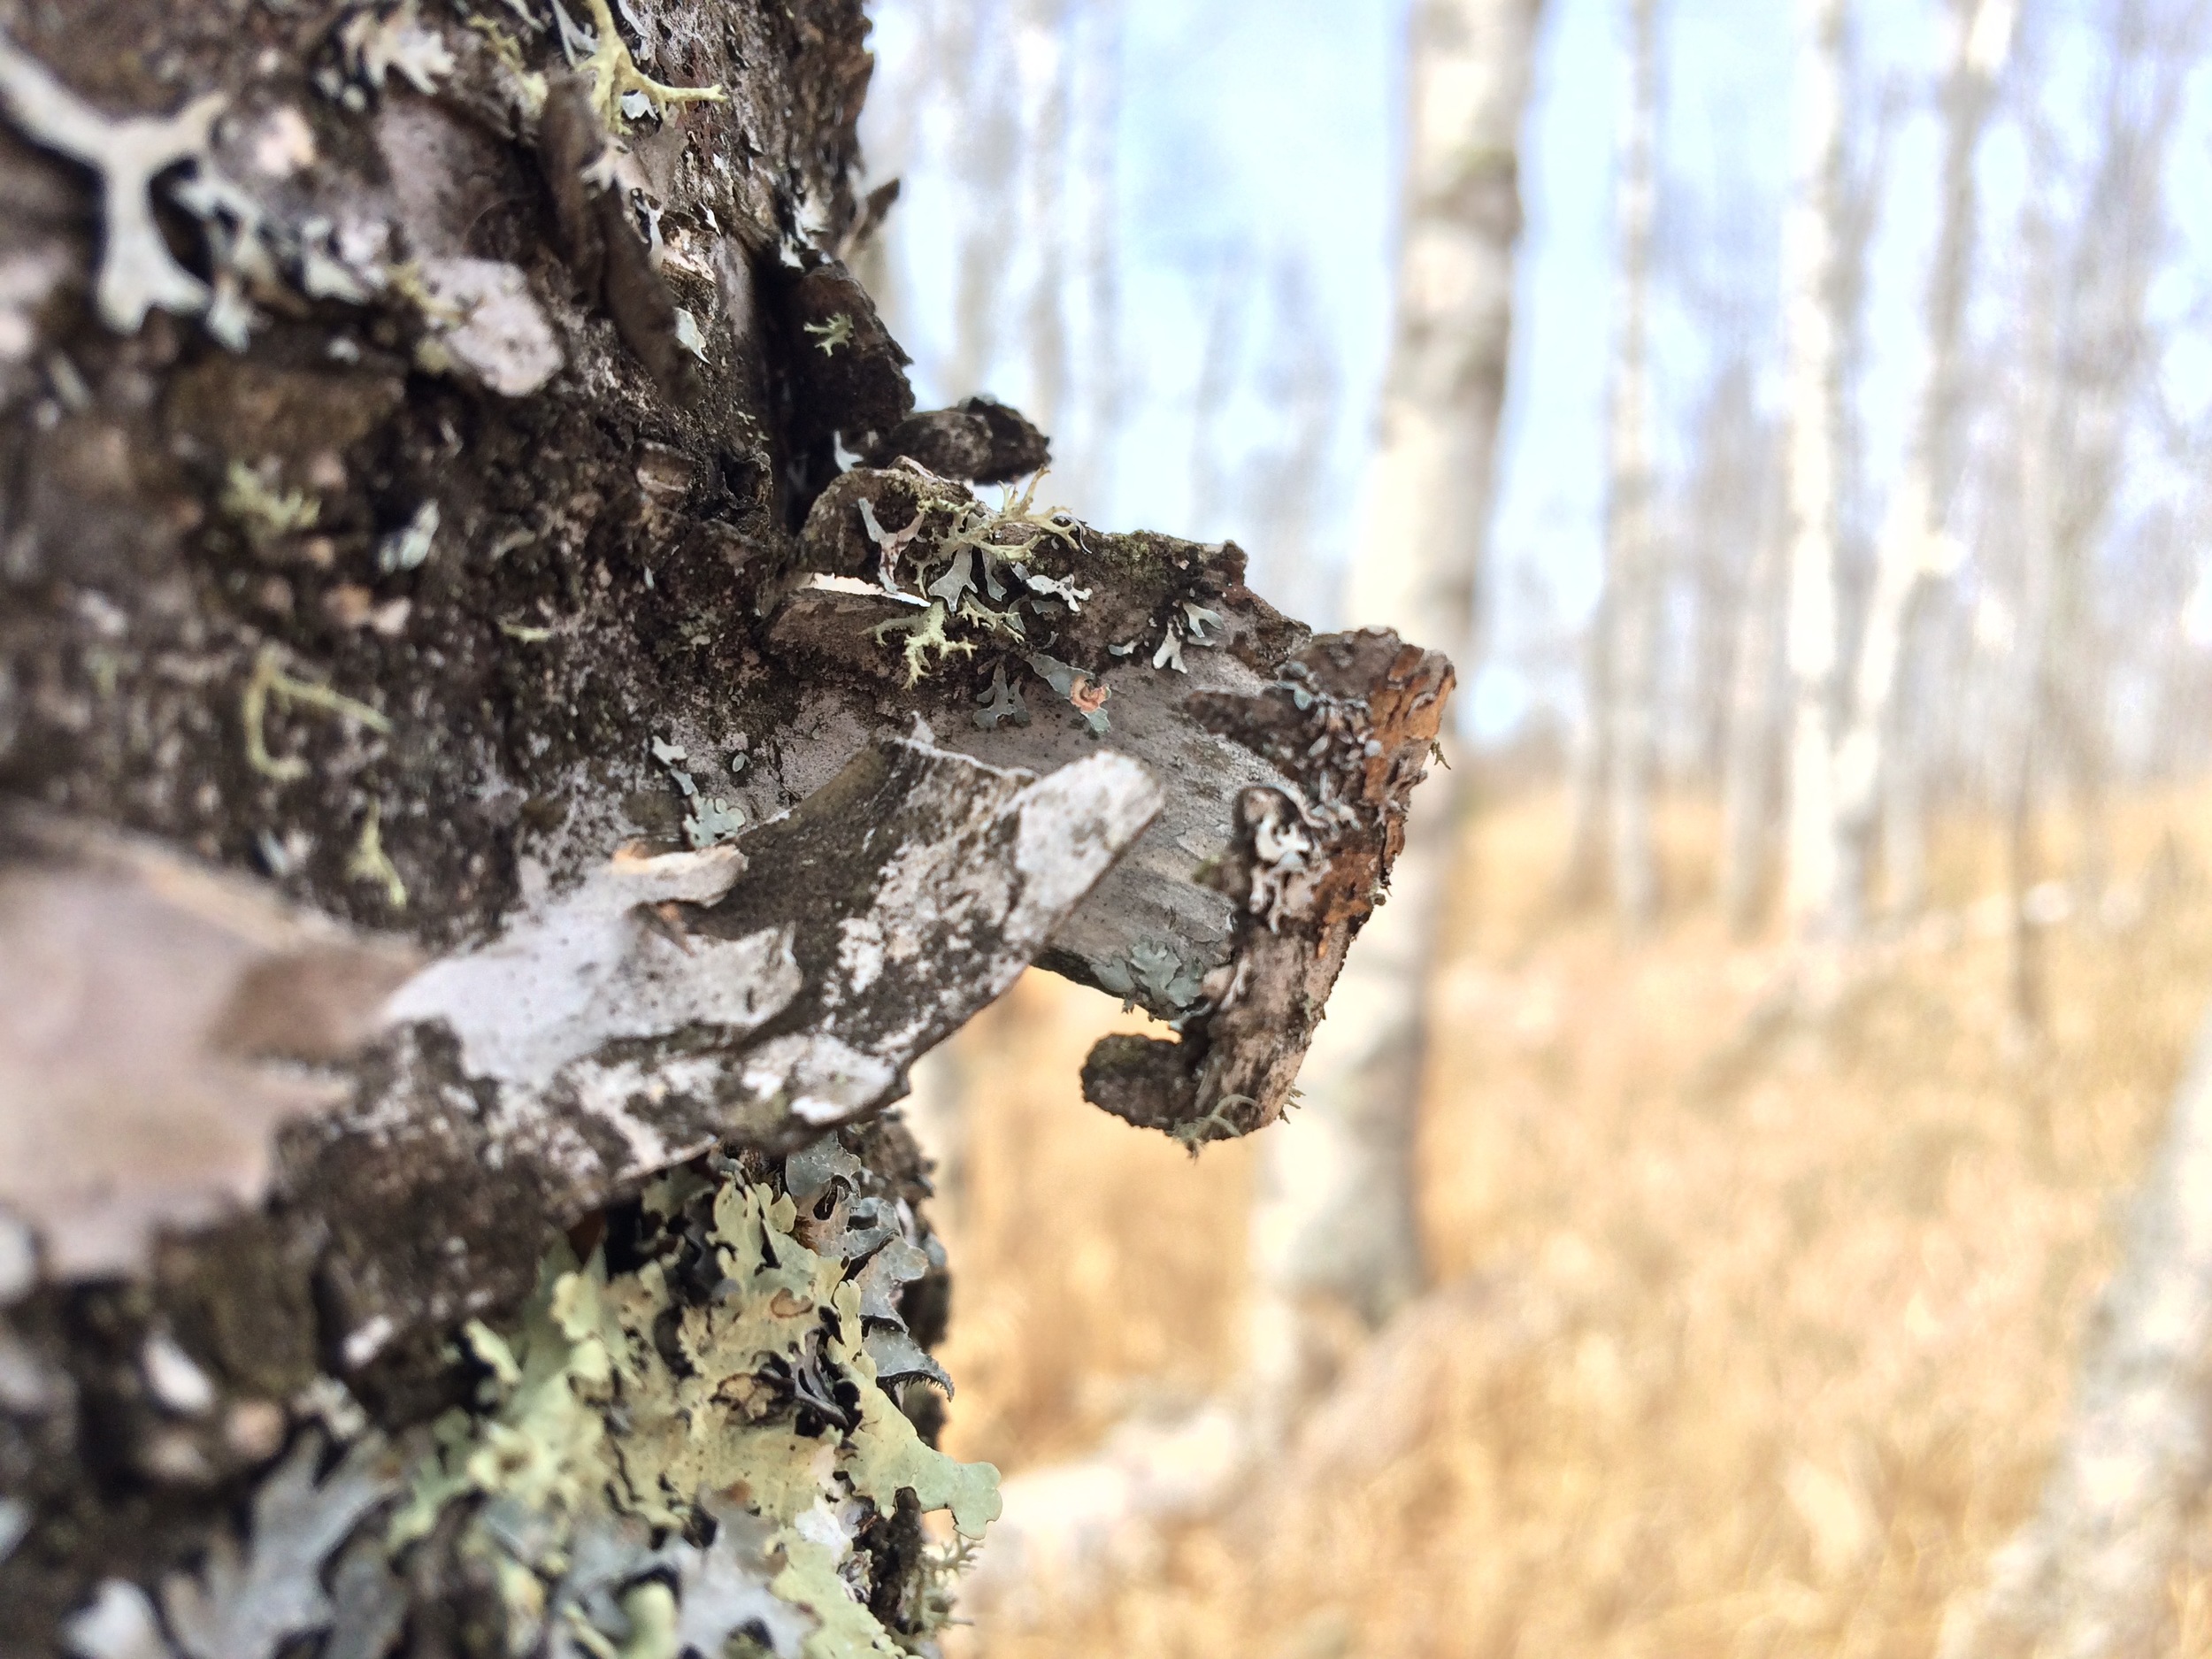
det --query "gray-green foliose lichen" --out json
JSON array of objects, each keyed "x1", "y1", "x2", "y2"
[
  {"x1": 62, "y1": 1135, "x2": 987, "y2": 1659},
  {"x1": 787, "y1": 465, "x2": 1261, "y2": 739},
  {"x1": 383, "y1": 1141, "x2": 995, "y2": 1657}
]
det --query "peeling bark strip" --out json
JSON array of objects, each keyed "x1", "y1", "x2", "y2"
[{"x1": 0, "y1": 0, "x2": 1448, "y2": 1644}]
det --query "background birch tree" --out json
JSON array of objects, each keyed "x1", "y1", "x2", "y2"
[
  {"x1": 1828, "y1": 0, "x2": 2013, "y2": 932},
  {"x1": 1244, "y1": 0, "x2": 1544, "y2": 1432}
]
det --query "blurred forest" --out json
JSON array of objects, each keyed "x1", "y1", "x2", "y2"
[{"x1": 856, "y1": 0, "x2": 2212, "y2": 1655}]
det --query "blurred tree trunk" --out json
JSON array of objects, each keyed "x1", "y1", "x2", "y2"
[
  {"x1": 1721, "y1": 503, "x2": 1785, "y2": 933},
  {"x1": 1940, "y1": 1001, "x2": 2212, "y2": 1659},
  {"x1": 1560, "y1": 591, "x2": 1612, "y2": 903},
  {"x1": 2005, "y1": 0, "x2": 2193, "y2": 1034},
  {"x1": 1779, "y1": 0, "x2": 1849, "y2": 937},
  {"x1": 1245, "y1": 0, "x2": 1542, "y2": 1434},
  {"x1": 1602, "y1": 0, "x2": 1662, "y2": 931},
  {"x1": 1880, "y1": 605, "x2": 1931, "y2": 915},
  {"x1": 1832, "y1": 0, "x2": 2011, "y2": 933}
]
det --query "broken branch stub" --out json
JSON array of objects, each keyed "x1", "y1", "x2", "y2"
[
  {"x1": 1083, "y1": 632, "x2": 1455, "y2": 1141},
  {"x1": 768, "y1": 466, "x2": 1455, "y2": 1142},
  {"x1": 1, "y1": 739, "x2": 1156, "y2": 1393}
]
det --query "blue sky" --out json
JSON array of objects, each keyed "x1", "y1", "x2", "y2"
[{"x1": 863, "y1": 0, "x2": 2212, "y2": 737}]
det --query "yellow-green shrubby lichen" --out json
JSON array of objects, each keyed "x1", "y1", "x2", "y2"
[
  {"x1": 240, "y1": 643, "x2": 393, "y2": 782},
  {"x1": 856, "y1": 474, "x2": 1123, "y2": 712},
  {"x1": 388, "y1": 1156, "x2": 996, "y2": 1658},
  {"x1": 869, "y1": 603, "x2": 972, "y2": 688},
  {"x1": 803, "y1": 315, "x2": 854, "y2": 356},
  {"x1": 220, "y1": 459, "x2": 321, "y2": 549}
]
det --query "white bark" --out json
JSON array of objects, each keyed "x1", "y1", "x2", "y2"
[
  {"x1": 0, "y1": 741, "x2": 1164, "y2": 1295},
  {"x1": 1246, "y1": 0, "x2": 1541, "y2": 1433},
  {"x1": 1832, "y1": 0, "x2": 2011, "y2": 932},
  {"x1": 2002, "y1": 1, "x2": 2189, "y2": 1031},
  {"x1": 1939, "y1": 1001, "x2": 2212, "y2": 1659},
  {"x1": 1721, "y1": 514, "x2": 1785, "y2": 933},
  {"x1": 1779, "y1": 0, "x2": 1849, "y2": 935},
  {"x1": 1603, "y1": 0, "x2": 1662, "y2": 928}
]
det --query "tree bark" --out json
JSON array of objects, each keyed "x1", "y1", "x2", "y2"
[
  {"x1": 1721, "y1": 508, "x2": 1784, "y2": 933},
  {"x1": 0, "y1": 4, "x2": 1447, "y2": 1650},
  {"x1": 1831, "y1": 0, "x2": 2010, "y2": 934}
]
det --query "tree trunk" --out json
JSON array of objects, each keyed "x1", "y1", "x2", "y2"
[
  {"x1": 1832, "y1": 0, "x2": 2010, "y2": 934},
  {"x1": 1939, "y1": 1000, "x2": 2212, "y2": 1659},
  {"x1": 1242, "y1": 0, "x2": 1542, "y2": 1436},
  {"x1": 1603, "y1": 0, "x2": 1662, "y2": 931},
  {"x1": 1721, "y1": 493, "x2": 1786, "y2": 933},
  {"x1": 1560, "y1": 587, "x2": 1612, "y2": 904},
  {"x1": 1779, "y1": 0, "x2": 1849, "y2": 938},
  {"x1": 0, "y1": 4, "x2": 1448, "y2": 1650}
]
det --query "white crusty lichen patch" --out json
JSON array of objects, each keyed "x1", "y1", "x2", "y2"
[
  {"x1": 382, "y1": 1149, "x2": 996, "y2": 1657},
  {"x1": 734, "y1": 742, "x2": 1162, "y2": 1126},
  {"x1": 381, "y1": 842, "x2": 800, "y2": 1096}
]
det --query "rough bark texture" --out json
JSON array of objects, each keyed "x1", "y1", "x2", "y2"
[{"x1": 0, "y1": 2, "x2": 1446, "y2": 1650}]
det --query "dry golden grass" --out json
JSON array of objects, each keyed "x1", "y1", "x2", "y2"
[{"x1": 928, "y1": 787, "x2": 2212, "y2": 1659}]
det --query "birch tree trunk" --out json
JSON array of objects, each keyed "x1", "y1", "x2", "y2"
[
  {"x1": 1560, "y1": 591, "x2": 1612, "y2": 903},
  {"x1": 1245, "y1": 0, "x2": 1543, "y2": 1434},
  {"x1": 1602, "y1": 0, "x2": 1663, "y2": 931},
  {"x1": 1939, "y1": 1001, "x2": 2212, "y2": 1659},
  {"x1": 1831, "y1": 0, "x2": 2011, "y2": 933},
  {"x1": 1779, "y1": 0, "x2": 1850, "y2": 937},
  {"x1": 1721, "y1": 510, "x2": 1785, "y2": 933},
  {"x1": 2002, "y1": 0, "x2": 2192, "y2": 1034}
]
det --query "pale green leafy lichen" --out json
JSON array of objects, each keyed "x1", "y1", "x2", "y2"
[
  {"x1": 973, "y1": 664, "x2": 1029, "y2": 732},
  {"x1": 388, "y1": 1155, "x2": 997, "y2": 1656},
  {"x1": 803, "y1": 314, "x2": 854, "y2": 355},
  {"x1": 1025, "y1": 650, "x2": 1110, "y2": 735},
  {"x1": 1095, "y1": 936, "x2": 1208, "y2": 1015},
  {"x1": 164, "y1": 1432, "x2": 399, "y2": 1659}
]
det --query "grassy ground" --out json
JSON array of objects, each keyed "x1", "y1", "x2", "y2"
[{"x1": 926, "y1": 787, "x2": 2212, "y2": 1659}]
